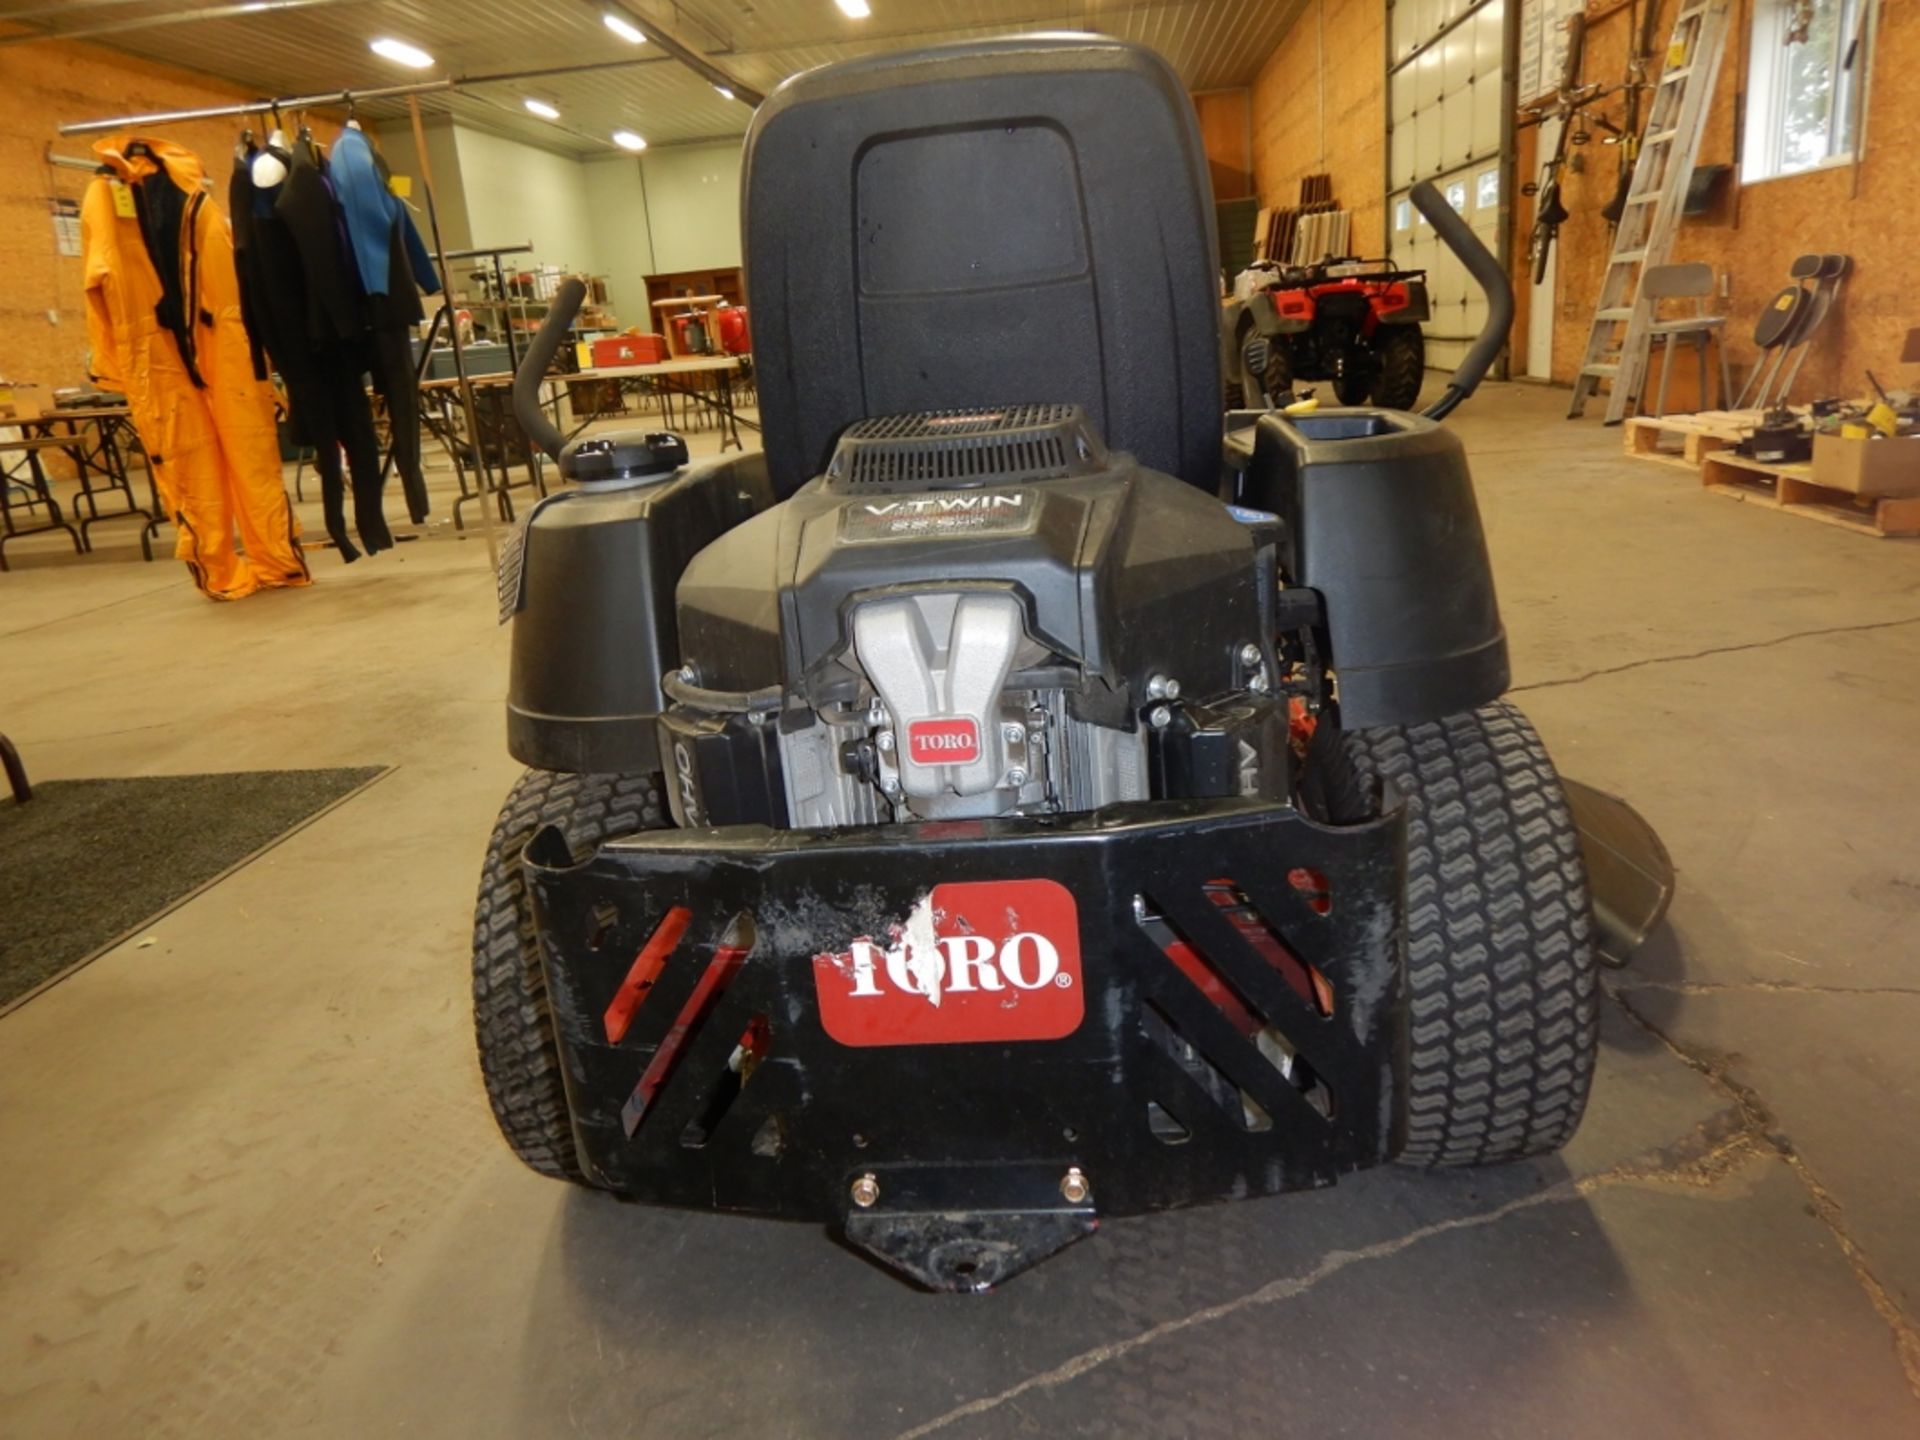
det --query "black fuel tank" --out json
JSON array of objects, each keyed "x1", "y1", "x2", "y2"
[
  {"x1": 1237, "y1": 409, "x2": 1509, "y2": 728},
  {"x1": 504, "y1": 452, "x2": 774, "y2": 774}
]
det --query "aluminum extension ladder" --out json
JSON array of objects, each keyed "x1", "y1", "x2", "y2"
[{"x1": 1568, "y1": 0, "x2": 1732, "y2": 422}]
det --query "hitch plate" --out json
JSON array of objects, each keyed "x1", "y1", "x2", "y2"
[{"x1": 527, "y1": 798, "x2": 1404, "y2": 1286}]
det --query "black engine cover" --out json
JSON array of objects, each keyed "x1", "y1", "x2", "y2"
[{"x1": 676, "y1": 441, "x2": 1269, "y2": 709}]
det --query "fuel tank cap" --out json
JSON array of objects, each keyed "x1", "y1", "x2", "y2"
[{"x1": 561, "y1": 429, "x2": 689, "y2": 487}]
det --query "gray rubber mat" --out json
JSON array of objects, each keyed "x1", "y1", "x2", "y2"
[{"x1": 0, "y1": 767, "x2": 386, "y2": 1008}]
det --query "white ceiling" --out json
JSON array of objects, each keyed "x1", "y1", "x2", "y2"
[{"x1": 7, "y1": 0, "x2": 1310, "y2": 155}]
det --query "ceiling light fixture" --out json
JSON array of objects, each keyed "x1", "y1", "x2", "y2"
[
  {"x1": 369, "y1": 36, "x2": 435, "y2": 69},
  {"x1": 524, "y1": 97, "x2": 561, "y2": 120},
  {"x1": 612, "y1": 130, "x2": 648, "y2": 151},
  {"x1": 714, "y1": 84, "x2": 735, "y2": 100},
  {"x1": 835, "y1": 0, "x2": 871, "y2": 17},
  {"x1": 603, "y1": 12, "x2": 647, "y2": 43}
]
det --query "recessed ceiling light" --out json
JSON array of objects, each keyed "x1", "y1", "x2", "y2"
[
  {"x1": 612, "y1": 130, "x2": 647, "y2": 151},
  {"x1": 524, "y1": 97, "x2": 561, "y2": 120},
  {"x1": 835, "y1": 0, "x2": 871, "y2": 17},
  {"x1": 369, "y1": 36, "x2": 434, "y2": 69},
  {"x1": 604, "y1": 12, "x2": 647, "y2": 43},
  {"x1": 713, "y1": 84, "x2": 735, "y2": 100}
]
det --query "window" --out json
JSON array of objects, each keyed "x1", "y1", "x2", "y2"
[{"x1": 1742, "y1": 0, "x2": 1870, "y2": 183}]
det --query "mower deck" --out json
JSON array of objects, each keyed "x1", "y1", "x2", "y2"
[{"x1": 526, "y1": 796, "x2": 1406, "y2": 1290}]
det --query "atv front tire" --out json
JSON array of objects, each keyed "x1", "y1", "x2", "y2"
[
  {"x1": 1345, "y1": 703, "x2": 1599, "y2": 1166},
  {"x1": 473, "y1": 769, "x2": 667, "y2": 1181},
  {"x1": 1371, "y1": 325, "x2": 1426, "y2": 411}
]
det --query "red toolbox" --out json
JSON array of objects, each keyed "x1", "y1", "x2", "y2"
[{"x1": 591, "y1": 334, "x2": 669, "y2": 368}]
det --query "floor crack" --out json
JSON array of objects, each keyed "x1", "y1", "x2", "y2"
[
  {"x1": 1615, "y1": 979, "x2": 1920, "y2": 999},
  {"x1": 893, "y1": 1131, "x2": 1771, "y2": 1439},
  {"x1": 0, "y1": 579, "x2": 184, "y2": 640},
  {"x1": 1609, "y1": 986, "x2": 1920, "y2": 1401},
  {"x1": 1512, "y1": 614, "x2": 1920, "y2": 694}
]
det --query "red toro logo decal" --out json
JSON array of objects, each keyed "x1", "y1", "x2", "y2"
[
  {"x1": 813, "y1": 879, "x2": 1084, "y2": 1046},
  {"x1": 907, "y1": 717, "x2": 981, "y2": 766}
]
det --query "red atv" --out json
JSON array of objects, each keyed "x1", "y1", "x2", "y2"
[{"x1": 1224, "y1": 259, "x2": 1430, "y2": 411}]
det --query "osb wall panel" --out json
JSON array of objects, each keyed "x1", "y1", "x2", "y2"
[
  {"x1": 1252, "y1": 0, "x2": 1388, "y2": 254},
  {"x1": 1194, "y1": 88, "x2": 1253, "y2": 200},
  {"x1": 1534, "y1": 0, "x2": 1919, "y2": 398},
  {"x1": 0, "y1": 40, "x2": 345, "y2": 407}
]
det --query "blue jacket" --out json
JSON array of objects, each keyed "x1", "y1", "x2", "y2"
[{"x1": 330, "y1": 125, "x2": 440, "y2": 299}]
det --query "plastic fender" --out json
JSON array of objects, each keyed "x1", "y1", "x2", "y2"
[
  {"x1": 1236, "y1": 408, "x2": 1509, "y2": 728},
  {"x1": 1253, "y1": 287, "x2": 1313, "y2": 337},
  {"x1": 1376, "y1": 279, "x2": 1430, "y2": 325}
]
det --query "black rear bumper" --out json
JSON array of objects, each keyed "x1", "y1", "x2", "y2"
[{"x1": 527, "y1": 797, "x2": 1405, "y2": 1288}]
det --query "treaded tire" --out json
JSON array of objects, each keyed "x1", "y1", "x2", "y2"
[
  {"x1": 473, "y1": 769, "x2": 666, "y2": 1182},
  {"x1": 1345, "y1": 703, "x2": 1600, "y2": 1166},
  {"x1": 1333, "y1": 370, "x2": 1373, "y2": 406},
  {"x1": 1371, "y1": 325, "x2": 1426, "y2": 411},
  {"x1": 1259, "y1": 339, "x2": 1294, "y2": 408}
]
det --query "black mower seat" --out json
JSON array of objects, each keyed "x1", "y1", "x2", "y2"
[{"x1": 742, "y1": 35, "x2": 1222, "y2": 498}]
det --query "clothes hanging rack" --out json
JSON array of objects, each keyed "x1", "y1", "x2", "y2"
[
  {"x1": 51, "y1": 52, "x2": 764, "y2": 578},
  {"x1": 56, "y1": 54, "x2": 762, "y2": 136},
  {"x1": 46, "y1": 146, "x2": 218, "y2": 190}
]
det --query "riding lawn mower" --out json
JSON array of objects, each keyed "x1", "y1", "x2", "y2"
[{"x1": 473, "y1": 35, "x2": 1672, "y2": 1292}]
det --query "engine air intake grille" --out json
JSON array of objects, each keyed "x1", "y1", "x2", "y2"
[{"x1": 826, "y1": 404, "x2": 1109, "y2": 492}]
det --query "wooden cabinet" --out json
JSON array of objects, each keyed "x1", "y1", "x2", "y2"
[{"x1": 643, "y1": 267, "x2": 744, "y2": 315}]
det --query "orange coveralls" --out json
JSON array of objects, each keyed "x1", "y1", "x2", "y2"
[{"x1": 83, "y1": 137, "x2": 311, "y2": 600}]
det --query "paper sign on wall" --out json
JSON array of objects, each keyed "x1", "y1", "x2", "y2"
[
  {"x1": 1518, "y1": 0, "x2": 1588, "y2": 104},
  {"x1": 50, "y1": 198, "x2": 80, "y2": 257}
]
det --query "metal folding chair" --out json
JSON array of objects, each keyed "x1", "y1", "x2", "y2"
[{"x1": 1641, "y1": 262, "x2": 1731, "y2": 417}]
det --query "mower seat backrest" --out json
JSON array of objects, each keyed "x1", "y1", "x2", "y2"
[{"x1": 741, "y1": 35, "x2": 1222, "y2": 498}]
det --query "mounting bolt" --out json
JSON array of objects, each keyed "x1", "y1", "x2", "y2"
[
  {"x1": 1240, "y1": 643, "x2": 1263, "y2": 667},
  {"x1": 1147, "y1": 674, "x2": 1181, "y2": 700},
  {"x1": 1148, "y1": 704, "x2": 1173, "y2": 729},
  {"x1": 851, "y1": 1172, "x2": 880, "y2": 1209},
  {"x1": 1006, "y1": 767, "x2": 1029, "y2": 787},
  {"x1": 1003, "y1": 722, "x2": 1027, "y2": 745},
  {"x1": 875, "y1": 730, "x2": 895, "y2": 753},
  {"x1": 1060, "y1": 1166, "x2": 1091, "y2": 1204}
]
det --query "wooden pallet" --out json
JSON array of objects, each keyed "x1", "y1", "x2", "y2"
[
  {"x1": 1699, "y1": 452, "x2": 1920, "y2": 538},
  {"x1": 1623, "y1": 409, "x2": 1766, "y2": 470}
]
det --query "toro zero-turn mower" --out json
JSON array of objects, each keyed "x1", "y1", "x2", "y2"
[{"x1": 474, "y1": 35, "x2": 1670, "y2": 1292}]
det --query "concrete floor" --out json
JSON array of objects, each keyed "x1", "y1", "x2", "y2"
[{"x1": 2, "y1": 382, "x2": 1918, "y2": 1437}]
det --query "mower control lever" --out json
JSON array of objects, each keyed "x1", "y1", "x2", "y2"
[
  {"x1": 513, "y1": 276, "x2": 586, "y2": 461},
  {"x1": 1408, "y1": 180, "x2": 1514, "y2": 421}
]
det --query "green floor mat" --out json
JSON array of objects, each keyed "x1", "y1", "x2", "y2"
[{"x1": 0, "y1": 767, "x2": 387, "y2": 1009}]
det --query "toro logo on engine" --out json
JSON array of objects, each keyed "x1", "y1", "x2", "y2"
[
  {"x1": 907, "y1": 716, "x2": 981, "y2": 766},
  {"x1": 812, "y1": 879, "x2": 1084, "y2": 1046}
]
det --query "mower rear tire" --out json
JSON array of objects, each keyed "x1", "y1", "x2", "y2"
[
  {"x1": 473, "y1": 768, "x2": 667, "y2": 1182},
  {"x1": 1371, "y1": 325, "x2": 1426, "y2": 411},
  {"x1": 1345, "y1": 702, "x2": 1599, "y2": 1167}
]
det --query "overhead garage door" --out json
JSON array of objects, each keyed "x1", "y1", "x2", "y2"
[{"x1": 1386, "y1": 0, "x2": 1512, "y2": 372}]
